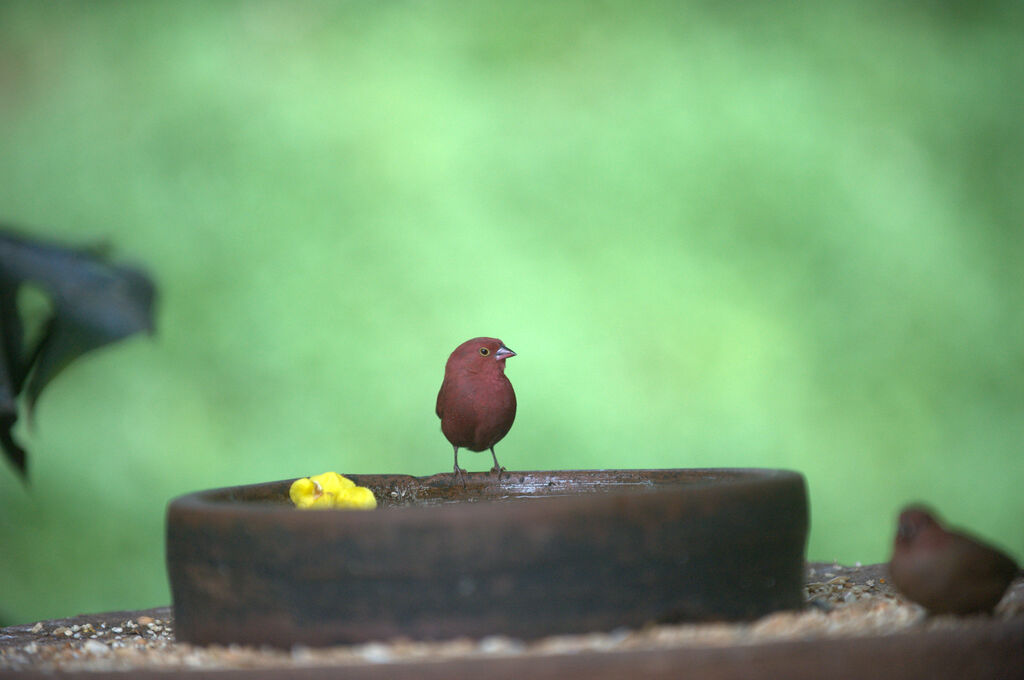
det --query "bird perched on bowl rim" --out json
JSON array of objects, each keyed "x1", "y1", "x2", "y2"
[
  {"x1": 888, "y1": 505, "x2": 1018, "y2": 615},
  {"x1": 436, "y1": 337, "x2": 516, "y2": 485}
]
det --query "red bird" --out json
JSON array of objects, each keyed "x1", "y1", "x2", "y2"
[
  {"x1": 436, "y1": 337, "x2": 516, "y2": 483},
  {"x1": 888, "y1": 506, "x2": 1018, "y2": 615}
]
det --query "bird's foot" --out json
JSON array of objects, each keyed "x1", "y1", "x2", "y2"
[
  {"x1": 490, "y1": 464, "x2": 506, "y2": 481},
  {"x1": 453, "y1": 465, "x2": 468, "y2": 489}
]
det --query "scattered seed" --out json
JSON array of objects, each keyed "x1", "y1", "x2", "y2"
[
  {"x1": 1, "y1": 568, "x2": 1018, "y2": 674},
  {"x1": 359, "y1": 642, "x2": 393, "y2": 663},
  {"x1": 82, "y1": 640, "x2": 110, "y2": 656}
]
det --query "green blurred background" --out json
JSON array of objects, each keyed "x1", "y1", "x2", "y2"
[{"x1": 1, "y1": 1, "x2": 1021, "y2": 625}]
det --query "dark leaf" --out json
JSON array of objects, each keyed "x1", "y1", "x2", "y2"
[{"x1": 0, "y1": 228, "x2": 156, "y2": 479}]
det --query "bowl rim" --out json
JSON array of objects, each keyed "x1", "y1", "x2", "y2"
[{"x1": 166, "y1": 467, "x2": 808, "y2": 528}]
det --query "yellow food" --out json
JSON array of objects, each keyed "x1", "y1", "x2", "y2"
[
  {"x1": 336, "y1": 485, "x2": 378, "y2": 510},
  {"x1": 289, "y1": 472, "x2": 376, "y2": 511}
]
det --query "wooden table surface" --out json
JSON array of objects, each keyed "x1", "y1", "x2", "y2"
[{"x1": 2, "y1": 563, "x2": 1022, "y2": 679}]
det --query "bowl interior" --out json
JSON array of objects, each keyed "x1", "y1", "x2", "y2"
[{"x1": 196, "y1": 468, "x2": 793, "y2": 510}]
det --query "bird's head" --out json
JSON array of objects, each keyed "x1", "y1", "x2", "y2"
[
  {"x1": 448, "y1": 337, "x2": 516, "y2": 374},
  {"x1": 895, "y1": 505, "x2": 940, "y2": 547}
]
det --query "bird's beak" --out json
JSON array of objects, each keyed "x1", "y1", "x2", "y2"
[{"x1": 495, "y1": 345, "x2": 516, "y2": 360}]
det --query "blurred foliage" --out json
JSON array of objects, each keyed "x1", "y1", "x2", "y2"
[
  {"x1": 0, "y1": 0, "x2": 1021, "y2": 625},
  {"x1": 0, "y1": 229, "x2": 156, "y2": 477}
]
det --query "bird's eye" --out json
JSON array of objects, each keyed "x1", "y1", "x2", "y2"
[{"x1": 479, "y1": 347, "x2": 490, "y2": 356}]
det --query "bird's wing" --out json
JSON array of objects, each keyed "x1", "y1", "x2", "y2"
[
  {"x1": 435, "y1": 379, "x2": 447, "y2": 419},
  {"x1": 959, "y1": 539, "x2": 1018, "y2": 581}
]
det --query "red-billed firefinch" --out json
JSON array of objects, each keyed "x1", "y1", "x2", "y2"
[
  {"x1": 888, "y1": 506, "x2": 1018, "y2": 615},
  {"x1": 436, "y1": 337, "x2": 516, "y2": 481}
]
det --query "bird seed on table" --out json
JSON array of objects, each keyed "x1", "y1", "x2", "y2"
[{"x1": 2, "y1": 564, "x2": 1022, "y2": 673}]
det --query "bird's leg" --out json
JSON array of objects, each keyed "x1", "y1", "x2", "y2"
[
  {"x1": 489, "y1": 447, "x2": 506, "y2": 480},
  {"x1": 453, "y1": 446, "x2": 467, "y2": 488}
]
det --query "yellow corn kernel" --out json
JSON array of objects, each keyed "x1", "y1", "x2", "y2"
[
  {"x1": 307, "y1": 491, "x2": 338, "y2": 509},
  {"x1": 309, "y1": 471, "x2": 355, "y2": 497},
  {"x1": 290, "y1": 473, "x2": 375, "y2": 510},
  {"x1": 336, "y1": 486, "x2": 377, "y2": 510},
  {"x1": 289, "y1": 477, "x2": 321, "y2": 508}
]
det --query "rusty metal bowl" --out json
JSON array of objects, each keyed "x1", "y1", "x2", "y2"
[{"x1": 166, "y1": 469, "x2": 808, "y2": 647}]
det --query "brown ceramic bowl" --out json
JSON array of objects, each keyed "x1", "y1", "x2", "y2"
[{"x1": 167, "y1": 469, "x2": 808, "y2": 647}]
